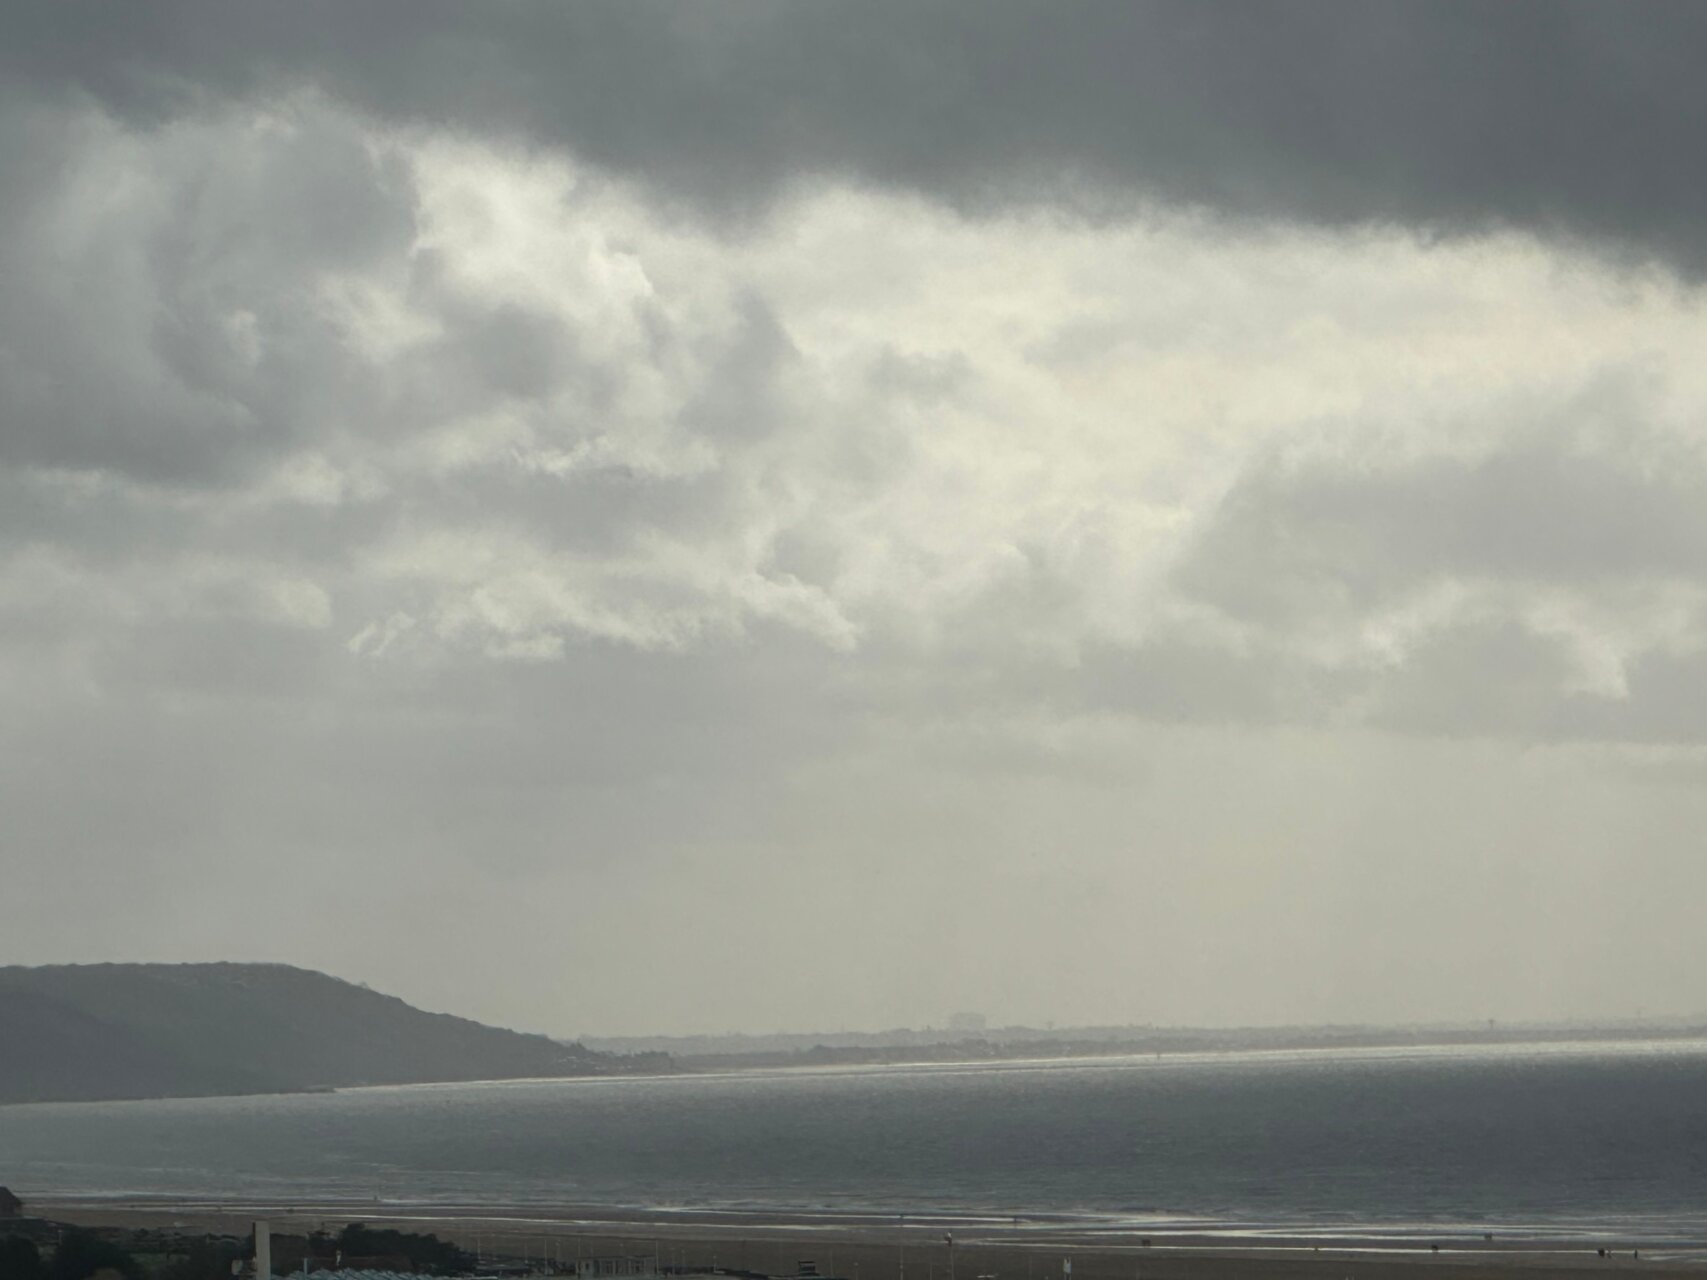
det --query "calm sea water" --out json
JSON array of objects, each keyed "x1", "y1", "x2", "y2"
[{"x1": 6, "y1": 1041, "x2": 1707, "y2": 1236}]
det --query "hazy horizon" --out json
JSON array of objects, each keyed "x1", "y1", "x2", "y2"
[
  {"x1": 10, "y1": 957, "x2": 1704, "y2": 1047},
  {"x1": 8, "y1": 2, "x2": 1707, "y2": 1038}
]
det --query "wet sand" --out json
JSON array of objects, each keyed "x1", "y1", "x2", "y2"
[{"x1": 30, "y1": 1199, "x2": 1707, "y2": 1280}]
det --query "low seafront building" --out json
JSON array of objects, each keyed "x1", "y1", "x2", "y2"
[{"x1": 574, "y1": 1258, "x2": 661, "y2": 1280}]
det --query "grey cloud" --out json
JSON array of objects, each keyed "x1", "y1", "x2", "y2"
[
  {"x1": 1071, "y1": 638, "x2": 1322, "y2": 728},
  {"x1": 1570, "y1": 648, "x2": 1707, "y2": 744},
  {"x1": 1366, "y1": 629, "x2": 1707, "y2": 744},
  {"x1": 0, "y1": 102, "x2": 414, "y2": 485},
  {"x1": 1180, "y1": 431, "x2": 1707, "y2": 627},
  {"x1": 1160, "y1": 417, "x2": 1707, "y2": 741},
  {"x1": 0, "y1": 100, "x2": 850, "y2": 674},
  {"x1": 864, "y1": 609, "x2": 1348, "y2": 737},
  {"x1": 866, "y1": 348, "x2": 974, "y2": 405},
  {"x1": 436, "y1": 302, "x2": 586, "y2": 404},
  {"x1": 10, "y1": 2, "x2": 1707, "y2": 267},
  {"x1": 7, "y1": 86, "x2": 1703, "y2": 744},
  {"x1": 680, "y1": 291, "x2": 798, "y2": 443},
  {"x1": 1362, "y1": 618, "x2": 1592, "y2": 738}
]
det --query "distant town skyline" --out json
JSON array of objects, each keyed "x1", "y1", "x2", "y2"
[{"x1": 6, "y1": 2, "x2": 1707, "y2": 1036}]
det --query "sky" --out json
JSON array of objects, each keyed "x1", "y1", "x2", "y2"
[{"x1": 6, "y1": 1, "x2": 1707, "y2": 1038}]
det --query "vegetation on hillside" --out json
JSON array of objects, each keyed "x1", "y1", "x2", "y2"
[{"x1": 0, "y1": 963, "x2": 652, "y2": 1104}]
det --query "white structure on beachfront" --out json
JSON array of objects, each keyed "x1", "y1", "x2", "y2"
[{"x1": 574, "y1": 1256, "x2": 660, "y2": 1280}]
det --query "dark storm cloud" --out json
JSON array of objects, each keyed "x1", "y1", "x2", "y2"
[{"x1": 8, "y1": 1, "x2": 1707, "y2": 265}]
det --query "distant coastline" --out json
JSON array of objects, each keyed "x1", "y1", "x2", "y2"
[
  {"x1": 585, "y1": 1018, "x2": 1707, "y2": 1073},
  {"x1": 0, "y1": 962, "x2": 669, "y2": 1106},
  {"x1": 5, "y1": 958, "x2": 1701, "y2": 1106}
]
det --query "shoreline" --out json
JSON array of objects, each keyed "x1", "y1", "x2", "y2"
[
  {"x1": 29, "y1": 1198, "x2": 1707, "y2": 1279},
  {"x1": 10, "y1": 1032, "x2": 1707, "y2": 1111}
]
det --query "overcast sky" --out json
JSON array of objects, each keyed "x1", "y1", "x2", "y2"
[{"x1": 7, "y1": 1, "x2": 1707, "y2": 1037}]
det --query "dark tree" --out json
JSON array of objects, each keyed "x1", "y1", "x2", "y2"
[
  {"x1": 47, "y1": 1230, "x2": 137, "y2": 1280},
  {"x1": 0, "y1": 1237, "x2": 44, "y2": 1280},
  {"x1": 336, "y1": 1224, "x2": 472, "y2": 1276},
  {"x1": 157, "y1": 1237, "x2": 243, "y2": 1280}
]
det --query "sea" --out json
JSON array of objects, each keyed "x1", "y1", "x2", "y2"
[{"x1": 6, "y1": 1039, "x2": 1707, "y2": 1246}]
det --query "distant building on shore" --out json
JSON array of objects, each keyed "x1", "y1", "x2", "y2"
[
  {"x1": 575, "y1": 1256, "x2": 659, "y2": 1280},
  {"x1": 0, "y1": 1187, "x2": 22, "y2": 1218}
]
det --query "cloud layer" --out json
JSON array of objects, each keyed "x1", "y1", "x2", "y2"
[
  {"x1": 5, "y1": 8, "x2": 1707, "y2": 1033},
  {"x1": 10, "y1": 97, "x2": 1707, "y2": 737},
  {"x1": 15, "y1": 1, "x2": 1707, "y2": 268}
]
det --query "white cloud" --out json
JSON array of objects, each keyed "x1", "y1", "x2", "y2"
[{"x1": 10, "y1": 96, "x2": 1707, "y2": 739}]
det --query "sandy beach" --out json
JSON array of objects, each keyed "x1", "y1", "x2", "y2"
[{"x1": 29, "y1": 1199, "x2": 1706, "y2": 1280}]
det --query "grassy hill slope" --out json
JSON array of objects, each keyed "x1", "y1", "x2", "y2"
[{"x1": 0, "y1": 962, "x2": 618, "y2": 1104}]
